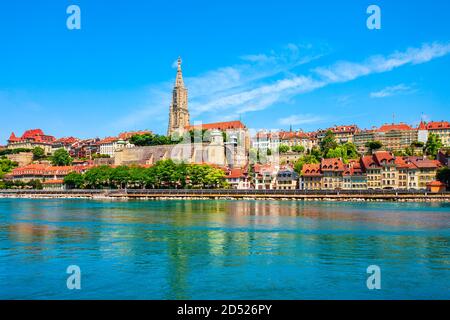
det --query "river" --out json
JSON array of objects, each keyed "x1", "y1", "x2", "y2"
[{"x1": 0, "y1": 199, "x2": 449, "y2": 299}]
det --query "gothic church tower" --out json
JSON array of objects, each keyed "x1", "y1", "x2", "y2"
[{"x1": 167, "y1": 57, "x2": 190, "y2": 136}]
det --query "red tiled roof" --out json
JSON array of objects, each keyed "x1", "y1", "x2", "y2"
[
  {"x1": 361, "y1": 155, "x2": 379, "y2": 169},
  {"x1": 8, "y1": 129, "x2": 56, "y2": 144},
  {"x1": 118, "y1": 131, "x2": 152, "y2": 140},
  {"x1": 98, "y1": 137, "x2": 119, "y2": 145},
  {"x1": 319, "y1": 125, "x2": 360, "y2": 134},
  {"x1": 373, "y1": 151, "x2": 395, "y2": 165},
  {"x1": 408, "y1": 158, "x2": 441, "y2": 169},
  {"x1": 419, "y1": 121, "x2": 450, "y2": 130},
  {"x1": 186, "y1": 121, "x2": 246, "y2": 131},
  {"x1": 226, "y1": 168, "x2": 246, "y2": 179},
  {"x1": 302, "y1": 163, "x2": 322, "y2": 176},
  {"x1": 56, "y1": 137, "x2": 79, "y2": 144},
  {"x1": 255, "y1": 130, "x2": 311, "y2": 140},
  {"x1": 427, "y1": 180, "x2": 446, "y2": 187},
  {"x1": 321, "y1": 158, "x2": 345, "y2": 171},
  {"x1": 378, "y1": 123, "x2": 413, "y2": 132}
]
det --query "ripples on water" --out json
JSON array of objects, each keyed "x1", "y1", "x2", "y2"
[{"x1": 0, "y1": 199, "x2": 449, "y2": 299}]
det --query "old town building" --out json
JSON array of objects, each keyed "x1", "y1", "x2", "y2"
[
  {"x1": 4, "y1": 164, "x2": 89, "y2": 183},
  {"x1": 275, "y1": 168, "x2": 299, "y2": 190},
  {"x1": 7, "y1": 129, "x2": 56, "y2": 155},
  {"x1": 252, "y1": 130, "x2": 316, "y2": 152},
  {"x1": 225, "y1": 168, "x2": 251, "y2": 190},
  {"x1": 317, "y1": 125, "x2": 360, "y2": 144},
  {"x1": 418, "y1": 121, "x2": 450, "y2": 146},
  {"x1": 301, "y1": 151, "x2": 440, "y2": 191},
  {"x1": 354, "y1": 123, "x2": 418, "y2": 153}
]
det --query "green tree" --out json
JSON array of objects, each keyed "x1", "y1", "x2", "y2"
[
  {"x1": 294, "y1": 155, "x2": 320, "y2": 174},
  {"x1": 130, "y1": 133, "x2": 176, "y2": 146},
  {"x1": 278, "y1": 144, "x2": 290, "y2": 154},
  {"x1": 51, "y1": 149, "x2": 73, "y2": 166},
  {"x1": 128, "y1": 166, "x2": 148, "y2": 189},
  {"x1": 0, "y1": 158, "x2": 18, "y2": 179},
  {"x1": 320, "y1": 130, "x2": 338, "y2": 155},
  {"x1": 365, "y1": 141, "x2": 383, "y2": 154},
  {"x1": 110, "y1": 166, "x2": 131, "y2": 189},
  {"x1": 424, "y1": 133, "x2": 443, "y2": 159},
  {"x1": 291, "y1": 145, "x2": 305, "y2": 153},
  {"x1": 32, "y1": 147, "x2": 45, "y2": 160},
  {"x1": 64, "y1": 172, "x2": 85, "y2": 189},
  {"x1": 410, "y1": 141, "x2": 425, "y2": 156},
  {"x1": 28, "y1": 179, "x2": 43, "y2": 190},
  {"x1": 437, "y1": 167, "x2": 450, "y2": 190},
  {"x1": 83, "y1": 166, "x2": 113, "y2": 188}
]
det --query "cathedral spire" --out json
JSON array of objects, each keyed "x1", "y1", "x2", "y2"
[
  {"x1": 175, "y1": 56, "x2": 185, "y2": 88},
  {"x1": 168, "y1": 57, "x2": 190, "y2": 136}
]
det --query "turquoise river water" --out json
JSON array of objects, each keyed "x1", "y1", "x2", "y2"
[{"x1": 0, "y1": 198, "x2": 449, "y2": 299}]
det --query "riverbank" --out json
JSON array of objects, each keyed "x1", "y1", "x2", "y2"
[{"x1": 1, "y1": 190, "x2": 449, "y2": 202}]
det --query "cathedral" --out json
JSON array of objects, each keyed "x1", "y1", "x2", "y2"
[{"x1": 167, "y1": 57, "x2": 190, "y2": 136}]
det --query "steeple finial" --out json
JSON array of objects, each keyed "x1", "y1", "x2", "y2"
[{"x1": 175, "y1": 56, "x2": 185, "y2": 87}]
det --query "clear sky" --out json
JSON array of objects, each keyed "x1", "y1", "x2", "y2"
[{"x1": 0, "y1": 0, "x2": 449, "y2": 143}]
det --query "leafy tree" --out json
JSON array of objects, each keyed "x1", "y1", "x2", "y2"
[
  {"x1": 291, "y1": 145, "x2": 305, "y2": 153},
  {"x1": 0, "y1": 148, "x2": 32, "y2": 157},
  {"x1": 51, "y1": 149, "x2": 73, "y2": 166},
  {"x1": 437, "y1": 167, "x2": 450, "y2": 190},
  {"x1": 310, "y1": 147, "x2": 323, "y2": 160},
  {"x1": 64, "y1": 172, "x2": 85, "y2": 189},
  {"x1": 83, "y1": 166, "x2": 113, "y2": 189},
  {"x1": 424, "y1": 133, "x2": 443, "y2": 158},
  {"x1": 294, "y1": 155, "x2": 320, "y2": 174},
  {"x1": 110, "y1": 166, "x2": 131, "y2": 189},
  {"x1": 28, "y1": 179, "x2": 43, "y2": 190},
  {"x1": 0, "y1": 158, "x2": 18, "y2": 179},
  {"x1": 320, "y1": 130, "x2": 338, "y2": 155},
  {"x1": 32, "y1": 147, "x2": 45, "y2": 160},
  {"x1": 278, "y1": 145, "x2": 290, "y2": 154},
  {"x1": 365, "y1": 141, "x2": 383, "y2": 154},
  {"x1": 325, "y1": 147, "x2": 345, "y2": 160},
  {"x1": 324, "y1": 143, "x2": 358, "y2": 163},
  {"x1": 128, "y1": 166, "x2": 148, "y2": 189},
  {"x1": 92, "y1": 153, "x2": 111, "y2": 159},
  {"x1": 343, "y1": 143, "x2": 359, "y2": 159},
  {"x1": 130, "y1": 133, "x2": 176, "y2": 146}
]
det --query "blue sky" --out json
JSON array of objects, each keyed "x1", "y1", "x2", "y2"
[{"x1": 0, "y1": 0, "x2": 449, "y2": 143}]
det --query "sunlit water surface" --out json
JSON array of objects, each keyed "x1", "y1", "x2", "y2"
[{"x1": 0, "y1": 198, "x2": 449, "y2": 299}]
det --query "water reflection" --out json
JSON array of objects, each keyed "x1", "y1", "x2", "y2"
[{"x1": 1, "y1": 199, "x2": 449, "y2": 299}]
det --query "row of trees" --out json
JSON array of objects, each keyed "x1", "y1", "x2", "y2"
[
  {"x1": 278, "y1": 145, "x2": 305, "y2": 154},
  {"x1": 64, "y1": 160, "x2": 228, "y2": 189},
  {"x1": 130, "y1": 130, "x2": 229, "y2": 147},
  {"x1": 0, "y1": 179, "x2": 43, "y2": 190}
]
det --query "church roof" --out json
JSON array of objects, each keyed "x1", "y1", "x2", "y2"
[{"x1": 185, "y1": 121, "x2": 246, "y2": 131}]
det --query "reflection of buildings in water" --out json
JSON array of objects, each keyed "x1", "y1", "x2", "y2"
[{"x1": 9, "y1": 222, "x2": 52, "y2": 243}]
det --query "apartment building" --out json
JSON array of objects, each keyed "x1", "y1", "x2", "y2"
[
  {"x1": 354, "y1": 123, "x2": 418, "y2": 153},
  {"x1": 317, "y1": 125, "x2": 360, "y2": 144},
  {"x1": 418, "y1": 121, "x2": 450, "y2": 146}
]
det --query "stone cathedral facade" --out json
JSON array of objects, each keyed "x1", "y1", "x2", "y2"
[{"x1": 167, "y1": 57, "x2": 190, "y2": 136}]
